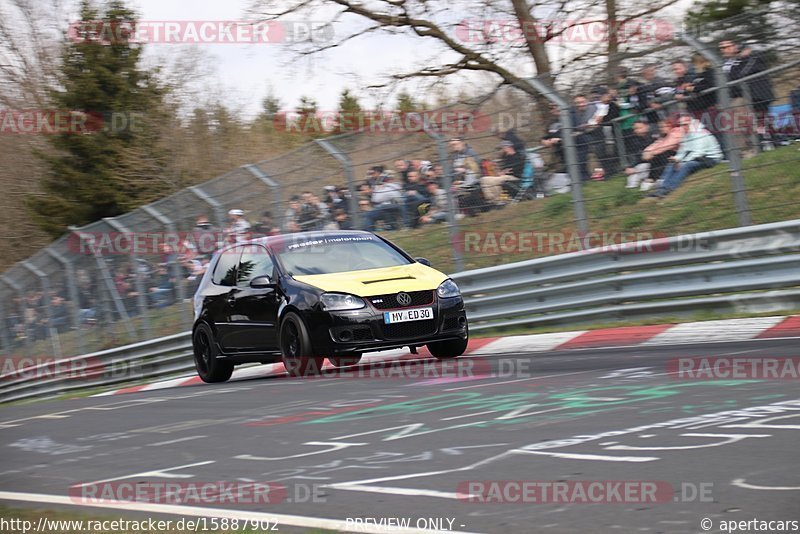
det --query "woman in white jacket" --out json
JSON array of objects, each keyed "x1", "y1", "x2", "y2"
[{"x1": 647, "y1": 115, "x2": 723, "y2": 198}]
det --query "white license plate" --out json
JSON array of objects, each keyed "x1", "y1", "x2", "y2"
[{"x1": 383, "y1": 307, "x2": 433, "y2": 324}]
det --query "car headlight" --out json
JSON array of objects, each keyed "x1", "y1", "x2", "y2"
[
  {"x1": 437, "y1": 279, "x2": 461, "y2": 298},
  {"x1": 320, "y1": 293, "x2": 366, "y2": 311}
]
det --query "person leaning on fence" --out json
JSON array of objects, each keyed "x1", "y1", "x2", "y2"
[
  {"x1": 619, "y1": 80, "x2": 649, "y2": 156},
  {"x1": 640, "y1": 63, "x2": 672, "y2": 128},
  {"x1": 363, "y1": 171, "x2": 404, "y2": 231},
  {"x1": 402, "y1": 169, "x2": 430, "y2": 227},
  {"x1": 394, "y1": 159, "x2": 411, "y2": 184},
  {"x1": 284, "y1": 196, "x2": 302, "y2": 233},
  {"x1": 297, "y1": 191, "x2": 323, "y2": 231},
  {"x1": 623, "y1": 120, "x2": 656, "y2": 189},
  {"x1": 720, "y1": 39, "x2": 775, "y2": 153},
  {"x1": 647, "y1": 115, "x2": 722, "y2": 198},
  {"x1": 225, "y1": 208, "x2": 251, "y2": 243},
  {"x1": 572, "y1": 94, "x2": 597, "y2": 182},
  {"x1": 449, "y1": 137, "x2": 481, "y2": 187},
  {"x1": 449, "y1": 137, "x2": 485, "y2": 215},
  {"x1": 540, "y1": 104, "x2": 571, "y2": 194}
]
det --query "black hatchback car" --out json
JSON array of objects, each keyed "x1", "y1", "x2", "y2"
[{"x1": 191, "y1": 231, "x2": 468, "y2": 381}]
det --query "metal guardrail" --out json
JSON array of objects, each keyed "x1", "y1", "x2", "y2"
[{"x1": 1, "y1": 220, "x2": 798, "y2": 404}]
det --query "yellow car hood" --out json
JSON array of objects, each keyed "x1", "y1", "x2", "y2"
[{"x1": 293, "y1": 263, "x2": 448, "y2": 296}]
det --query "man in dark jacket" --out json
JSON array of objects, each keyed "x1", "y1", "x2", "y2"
[{"x1": 720, "y1": 40, "x2": 775, "y2": 151}]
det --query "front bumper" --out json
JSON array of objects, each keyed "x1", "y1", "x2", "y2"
[{"x1": 305, "y1": 294, "x2": 468, "y2": 355}]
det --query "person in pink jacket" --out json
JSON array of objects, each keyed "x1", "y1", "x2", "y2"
[{"x1": 632, "y1": 118, "x2": 684, "y2": 191}]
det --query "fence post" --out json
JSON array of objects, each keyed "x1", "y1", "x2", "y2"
[
  {"x1": 315, "y1": 138, "x2": 360, "y2": 230},
  {"x1": 141, "y1": 205, "x2": 189, "y2": 331},
  {"x1": 46, "y1": 248, "x2": 86, "y2": 355},
  {"x1": 103, "y1": 217, "x2": 150, "y2": 341},
  {"x1": 681, "y1": 34, "x2": 752, "y2": 227},
  {"x1": 612, "y1": 120, "x2": 629, "y2": 168},
  {"x1": 0, "y1": 275, "x2": 30, "y2": 355},
  {"x1": 241, "y1": 164, "x2": 284, "y2": 232},
  {"x1": 523, "y1": 78, "x2": 590, "y2": 236},
  {"x1": 424, "y1": 128, "x2": 464, "y2": 273}
]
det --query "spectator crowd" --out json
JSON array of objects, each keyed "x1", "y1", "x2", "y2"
[{"x1": 6, "y1": 39, "x2": 798, "y2": 351}]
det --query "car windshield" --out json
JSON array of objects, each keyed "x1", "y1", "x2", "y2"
[{"x1": 275, "y1": 235, "x2": 411, "y2": 276}]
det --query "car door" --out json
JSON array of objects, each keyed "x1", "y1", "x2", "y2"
[
  {"x1": 208, "y1": 245, "x2": 243, "y2": 352},
  {"x1": 226, "y1": 244, "x2": 280, "y2": 352}
]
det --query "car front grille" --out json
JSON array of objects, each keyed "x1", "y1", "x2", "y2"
[
  {"x1": 368, "y1": 290, "x2": 434, "y2": 310},
  {"x1": 382, "y1": 319, "x2": 437, "y2": 340}
]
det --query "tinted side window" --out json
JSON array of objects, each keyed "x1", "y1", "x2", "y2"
[
  {"x1": 212, "y1": 247, "x2": 240, "y2": 286},
  {"x1": 237, "y1": 245, "x2": 274, "y2": 286}
]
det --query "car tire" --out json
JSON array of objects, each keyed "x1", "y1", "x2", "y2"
[
  {"x1": 280, "y1": 312, "x2": 324, "y2": 377},
  {"x1": 192, "y1": 323, "x2": 234, "y2": 383},
  {"x1": 328, "y1": 354, "x2": 362, "y2": 368},
  {"x1": 427, "y1": 337, "x2": 468, "y2": 359}
]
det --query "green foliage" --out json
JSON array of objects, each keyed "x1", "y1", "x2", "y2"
[
  {"x1": 262, "y1": 90, "x2": 281, "y2": 119},
  {"x1": 396, "y1": 90, "x2": 416, "y2": 112},
  {"x1": 338, "y1": 88, "x2": 361, "y2": 115},
  {"x1": 28, "y1": 0, "x2": 168, "y2": 236},
  {"x1": 297, "y1": 95, "x2": 318, "y2": 116}
]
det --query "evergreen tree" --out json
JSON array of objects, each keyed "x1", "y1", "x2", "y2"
[
  {"x1": 337, "y1": 88, "x2": 362, "y2": 132},
  {"x1": 396, "y1": 90, "x2": 416, "y2": 113},
  {"x1": 28, "y1": 0, "x2": 166, "y2": 236}
]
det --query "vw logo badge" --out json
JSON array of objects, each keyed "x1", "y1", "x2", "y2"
[{"x1": 397, "y1": 292, "x2": 412, "y2": 307}]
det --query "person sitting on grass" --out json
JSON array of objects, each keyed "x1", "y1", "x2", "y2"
[
  {"x1": 623, "y1": 120, "x2": 655, "y2": 189},
  {"x1": 647, "y1": 114, "x2": 722, "y2": 198},
  {"x1": 638, "y1": 118, "x2": 684, "y2": 191},
  {"x1": 480, "y1": 140, "x2": 526, "y2": 206}
]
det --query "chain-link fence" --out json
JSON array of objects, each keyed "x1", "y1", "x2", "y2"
[{"x1": 2, "y1": 10, "x2": 799, "y2": 361}]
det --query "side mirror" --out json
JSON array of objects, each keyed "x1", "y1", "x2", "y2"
[
  {"x1": 250, "y1": 275, "x2": 275, "y2": 289},
  {"x1": 415, "y1": 257, "x2": 432, "y2": 267}
]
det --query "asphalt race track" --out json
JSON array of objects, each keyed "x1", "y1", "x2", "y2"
[{"x1": 1, "y1": 338, "x2": 799, "y2": 533}]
